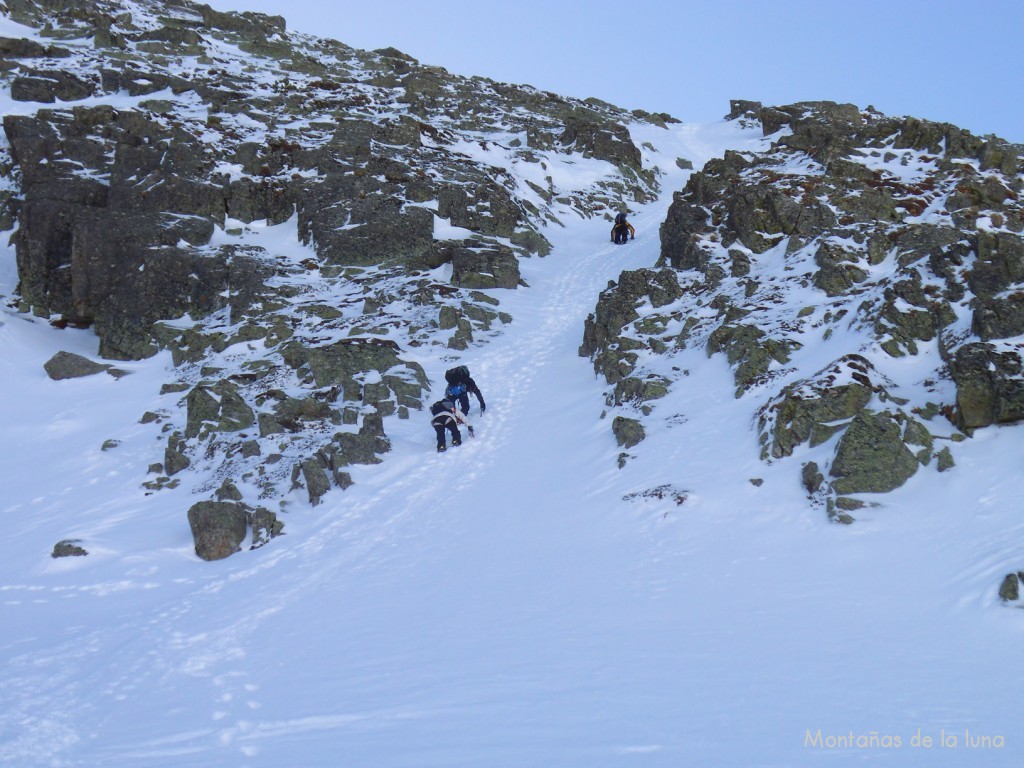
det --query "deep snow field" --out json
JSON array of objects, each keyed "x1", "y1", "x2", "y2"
[{"x1": 2, "y1": 112, "x2": 1024, "y2": 768}]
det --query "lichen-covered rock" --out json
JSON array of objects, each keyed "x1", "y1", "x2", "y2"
[
  {"x1": 707, "y1": 323, "x2": 792, "y2": 395},
  {"x1": 438, "y1": 305, "x2": 460, "y2": 330},
  {"x1": 301, "y1": 190, "x2": 435, "y2": 267},
  {"x1": 271, "y1": 396, "x2": 335, "y2": 431},
  {"x1": 234, "y1": 171, "x2": 297, "y2": 219},
  {"x1": 659, "y1": 202, "x2": 713, "y2": 271},
  {"x1": 12, "y1": 68, "x2": 94, "y2": 102},
  {"x1": 164, "y1": 433, "x2": 191, "y2": 476},
  {"x1": 185, "y1": 381, "x2": 255, "y2": 439},
  {"x1": 43, "y1": 351, "x2": 111, "y2": 380},
  {"x1": 827, "y1": 502, "x2": 856, "y2": 526},
  {"x1": 187, "y1": 501, "x2": 249, "y2": 561},
  {"x1": 198, "y1": 4, "x2": 286, "y2": 37},
  {"x1": 510, "y1": 228, "x2": 552, "y2": 256},
  {"x1": 449, "y1": 243, "x2": 521, "y2": 290},
  {"x1": 951, "y1": 343, "x2": 1024, "y2": 430},
  {"x1": 972, "y1": 294, "x2": 1024, "y2": 342},
  {"x1": 559, "y1": 116, "x2": 642, "y2": 170},
  {"x1": 935, "y1": 446, "x2": 955, "y2": 472},
  {"x1": 250, "y1": 507, "x2": 284, "y2": 549},
  {"x1": 998, "y1": 573, "x2": 1021, "y2": 602},
  {"x1": 771, "y1": 101, "x2": 866, "y2": 161},
  {"x1": 323, "y1": 413, "x2": 392, "y2": 468},
  {"x1": 216, "y1": 480, "x2": 243, "y2": 502},
  {"x1": 300, "y1": 457, "x2": 332, "y2": 506},
  {"x1": 51, "y1": 539, "x2": 87, "y2": 558},
  {"x1": 813, "y1": 242, "x2": 867, "y2": 296},
  {"x1": 613, "y1": 376, "x2": 670, "y2": 405},
  {"x1": 89, "y1": 242, "x2": 271, "y2": 360},
  {"x1": 968, "y1": 230, "x2": 1024, "y2": 299},
  {"x1": 580, "y1": 268, "x2": 684, "y2": 382},
  {"x1": 612, "y1": 416, "x2": 645, "y2": 448},
  {"x1": 438, "y1": 182, "x2": 521, "y2": 238},
  {"x1": 829, "y1": 411, "x2": 920, "y2": 495},
  {"x1": 757, "y1": 356, "x2": 884, "y2": 459},
  {"x1": 801, "y1": 461, "x2": 824, "y2": 494},
  {"x1": 0, "y1": 36, "x2": 66, "y2": 58},
  {"x1": 727, "y1": 186, "x2": 835, "y2": 254},
  {"x1": 281, "y1": 337, "x2": 427, "y2": 394}
]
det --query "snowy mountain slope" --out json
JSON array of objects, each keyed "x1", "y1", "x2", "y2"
[
  {"x1": 0, "y1": 0, "x2": 679, "y2": 543},
  {"x1": 2, "y1": 2, "x2": 1024, "y2": 767},
  {"x1": 5, "y1": 112, "x2": 1024, "y2": 768}
]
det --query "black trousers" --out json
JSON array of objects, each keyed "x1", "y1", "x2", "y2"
[
  {"x1": 613, "y1": 225, "x2": 630, "y2": 244},
  {"x1": 433, "y1": 421, "x2": 462, "y2": 448}
]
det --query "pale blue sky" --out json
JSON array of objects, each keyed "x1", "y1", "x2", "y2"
[{"x1": 210, "y1": 0, "x2": 1024, "y2": 143}]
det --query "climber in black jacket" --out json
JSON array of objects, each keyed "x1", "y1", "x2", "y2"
[
  {"x1": 430, "y1": 398, "x2": 474, "y2": 452},
  {"x1": 611, "y1": 211, "x2": 635, "y2": 244},
  {"x1": 444, "y1": 366, "x2": 486, "y2": 415}
]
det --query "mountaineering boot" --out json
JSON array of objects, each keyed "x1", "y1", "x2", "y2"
[
  {"x1": 452, "y1": 439, "x2": 461, "y2": 447},
  {"x1": 437, "y1": 445, "x2": 446, "y2": 453}
]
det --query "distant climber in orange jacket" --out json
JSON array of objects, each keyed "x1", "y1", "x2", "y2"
[{"x1": 611, "y1": 212, "x2": 635, "y2": 244}]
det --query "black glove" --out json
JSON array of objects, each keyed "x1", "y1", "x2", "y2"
[
  {"x1": 468, "y1": 426, "x2": 475, "y2": 437},
  {"x1": 481, "y1": 404, "x2": 486, "y2": 413}
]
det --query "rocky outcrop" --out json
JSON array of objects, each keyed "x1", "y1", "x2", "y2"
[
  {"x1": 706, "y1": 322, "x2": 794, "y2": 395},
  {"x1": 51, "y1": 539, "x2": 87, "y2": 558},
  {"x1": 0, "y1": 0, "x2": 669, "y2": 550},
  {"x1": 4, "y1": 103, "x2": 276, "y2": 357},
  {"x1": 187, "y1": 501, "x2": 249, "y2": 561},
  {"x1": 4, "y1": 0, "x2": 662, "y2": 361},
  {"x1": 585, "y1": 100, "x2": 1023, "y2": 510},
  {"x1": 580, "y1": 268, "x2": 684, "y2": 387},
  {"x1": 828, "y1": 411, "x2": 921, "y2": 495},
  {"x1": 280, "y1": 337, "x2": 427, "y2": 392},
  {"x1": 951, "y1": 343, "x2": 1024, "y2": 431},
  {"x1": 185, "y1": 381, "x2": 256, "y2": 440},
  {"x1": 612, "y1": 416, "x2": 645, "y2": 448},
  {"x1": 0, "y1": 36, "x2": 70, "y2": 59},
  {"x1": 292, "y1": 412, "x2": 391, "y2": 505},
  {"x1": 43, "y1": 350, "x2": 113, "y2": 380},
  {"x1": 999, "y1": 572, "x2": 1022, "y2": 602},
  {"x1": 559, "y1": 116, "x2": 642, "y2": 171},
  {"x1": 438, "y1": 182, "x2": 522, "y2": 239},
  {"x1": 757, "y1": 355, "x2": 880, "y2": 460},
  {"x1": 448, "y1": 243, "x2": 522, "y2": 290},
  {"x1": 300, "y1": 184, "x2": 435, "y2": 268},
  {"x1": 186, "y1": 500, "x2": 283, "y2": 561}
]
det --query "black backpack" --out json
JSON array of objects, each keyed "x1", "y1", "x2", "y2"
[
  {"x1": 445, "y1": 365, "x2": 470, "y2": 385},
  {"x1": 614, "y1": 212, "x2": 627, "y2": 226},
  {"x1": 431, "y1": 399, "x2": 456, "y2": 417}
]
